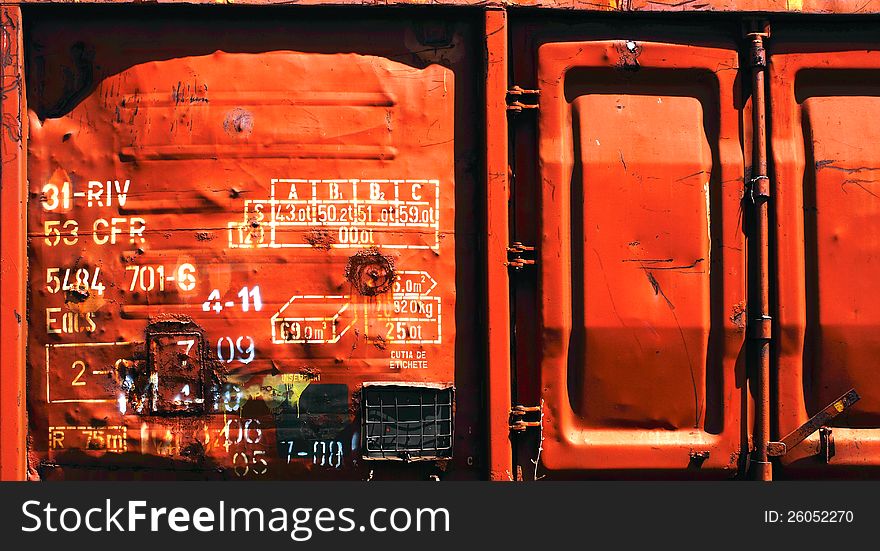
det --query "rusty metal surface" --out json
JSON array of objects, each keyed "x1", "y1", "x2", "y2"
[
  {"x1": 0, "y1": 5, "x2": 27, "y2": 481},
  {"x1": 24, "y1": 10, "x2": 485, "y2": 480},
  {"x1": 6, "y1": 6, "x2": 880, "y2": 484},
  {"x1": 10, "y1": 0, "x2": 880, "y2": 15},
  {"x1": 513, "y1": 21, "x2": 749, "y2": 476},
  {"x1": 746, "y1": 21, "x2": 772, "y2": 481},
  {"x1": 771, "y1": 28, "x2": 880, "y2": 473}
]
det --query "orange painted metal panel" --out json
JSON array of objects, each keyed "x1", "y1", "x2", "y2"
[
  {"x1": 536, "y1": 40, "x2": 746, "y2": 473},
  {"x1": 24, "y1": 12, "x2": 485, "y2": 480},
  {"x1": 10, "y1": 7, "x2": 880, "y2": 483},
  {"x1": 0, "y1": 5, "x2": 27, "y2": 481},
  {"x1": 771, "y1": 43, "x2": 880, "y2": 471},
  {"x1": 484, "y1": 8, "x2": 514, "y2": 482}
]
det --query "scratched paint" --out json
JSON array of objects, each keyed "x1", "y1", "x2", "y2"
[
  {"x1": 771, "y1": 42, "x2": 880, "y2": 474},
  {"x1": 24, "y1": 13, "x2": 484, "y2": 480},
  {"x1": 516, "y1": 36, "x2": 747, "y2": 476},
  {"x1": 7, "y1": 7, "x2": 880, "y2": 484}
]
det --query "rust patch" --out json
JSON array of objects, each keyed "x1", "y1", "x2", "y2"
[
  {"x1": 615, "y1": 40, "x2": 642, "y2": 71},
  {"x1": 349, "y1": 387, "x2": 363, "y2": 418},
  {"x1": 344, "y1": 248, "x2": 395, "y2": 296},
  {"x1": 64, "y1": 286, "x2": 89, "y2": 304},
  {"x1": 179, "y1": 440, "x2": 207, "y2": 462},
  {"x1": 729, "y1": 301, "x2": 746, "y2": 331},
  {"x1": 298, "y1": 365, "x2": 320, "y2": 378},
  {"x1": 244, "y1": 216, "x2": 263, "y2": 243},
  {"x1": 687, "y1": 450, "x2": 710, "y2": 470},
  {"x1": 223, "y1": 107, "x2": 254, "y2": 137},
  {"x1": 372, "y1": 335, "x2": 388, "y2": 350},
  {"x1": 305, "y1": 228, "x2": 335, "y2": 250},
  {"x1": 115, "y1": 316, "x2": 225, "y2": 416},
  {"x1": 64, "y1": 286, "x2": 105, "y2": 315},
  {"x1": 26, "y1": 433, "x2": 41, "y2": 481},
  {"x1": 195, "y1": 231, "x2": 215, "y2": 242}
]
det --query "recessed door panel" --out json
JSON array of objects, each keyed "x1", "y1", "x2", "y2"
[
  {"x1": 537, "y1": 40, "x2": 746, "y2": 473},
  {"x1": 772, "y1": 47, "x2": 880, "y2": 470}
]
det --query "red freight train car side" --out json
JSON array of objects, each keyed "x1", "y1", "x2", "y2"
[{"x1": 2, "y1": 1, "x2": 880, "y2": 481}]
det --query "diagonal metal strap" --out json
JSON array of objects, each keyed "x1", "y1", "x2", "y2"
[{"x1": 767, "y1": 389, "x2": 860, "y2": 457}]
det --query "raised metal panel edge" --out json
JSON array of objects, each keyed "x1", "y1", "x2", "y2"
[
  {"x1": 484, "y1": 8, "x2": 513, "y2": 482},
  {"x1": 537, "y1": 39, "x2": 746, "y2": 473},
  {"x1": 770, "y1": 45, "x2": 880, "y2": 470},
  {"x1": 0, "y1": 5, "x2": 27, "y2": 481}
]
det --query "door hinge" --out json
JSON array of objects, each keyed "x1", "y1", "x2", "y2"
[
  {"x1": 507, "y1": 242, "x2": 536, "y2": 270},
  {"x1": 509, "y1": 404, "x2": 542, "y2": 432},
  {"x1": 506, "y1": 85, "x2": 540, "y2": 113}
]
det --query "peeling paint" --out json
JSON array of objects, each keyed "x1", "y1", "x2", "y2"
[
  {"x1": 344, "y1": 248, "x2": 396, "y2": 296},
  {"x1": 25, "y1": 17, "x2": 467, "y2": 479}
]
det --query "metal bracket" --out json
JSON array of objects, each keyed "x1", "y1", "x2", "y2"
[
  {"x1": 748, "y1": 314, "x2": 772, "y2": 341},
  {"x1": 767, "y1": 389, "x2": 860, "y2": 457},
  {"x1": 743, "y1": 21, "x2": 770, "y2": 61},
  {"x1": 509, "y1": 404, "x2": 542, "y2": 432},
  {"x1": 743, "y1": 20, "x2": 770, "y2": 68},
  {"x1": 747, "y1": 175, "x2": 771, "y2": 204},
  {"x1": 507, "y1": 242, "x2": 536, "y2": 270},
  {"x1": 506, "y1": 86, "x2": 540, "y2": 113},
  {"x1": 688, "y1": 451, "x2": 711, "y2": 469},
  {"x1": 819, "y1": 427, "x2": 835, "y2": 463},
  {"x1": 748, "y1": 38, "x2": 767, "y2": 68}
]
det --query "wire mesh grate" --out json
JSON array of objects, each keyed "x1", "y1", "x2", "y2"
[{"x1": 363, "y1": 386, "x2": 453, "y2": 460}]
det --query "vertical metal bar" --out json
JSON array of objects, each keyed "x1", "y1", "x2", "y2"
[
  {"x1": 0, "y1": 6, "x2": 26, "y2": 481},
  {"x1": 485, "y1": 7, "x2": 513, "y2": 481},
  {"x1": 433, "y1": 390, "x2": 439, "y2": 452},
  {"x1": 419, "y1": 390, "x2": 425, "y2": 452},
  {"x1": 379, "y1": 392, "x2": 385, "y2": 458},
  {"x1": 747, "y1": 23, "x2": 772, "y2": 482},
  {"x1": 393, "y1": 392, "x2": 400, "y2": 454}
]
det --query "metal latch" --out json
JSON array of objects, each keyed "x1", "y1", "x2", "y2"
[
  {"x1": 507, "y1": 86, "x2": 540, "y2": 113},
  {"x1": 767, "y1": 389, "x2": 860, "y2": 459},
  {"x1": 743, "y1": 19, "x2": 770, "y2": 68},
  {"x1": 509, "y1": 404, "x2": 542, "y2": 432},
  {"x1": 507, "y1": 242, "x2": 536, "y2": 270},
  {"x1": 747, "y1": 175, "x2": 770, "y2": 204}
]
